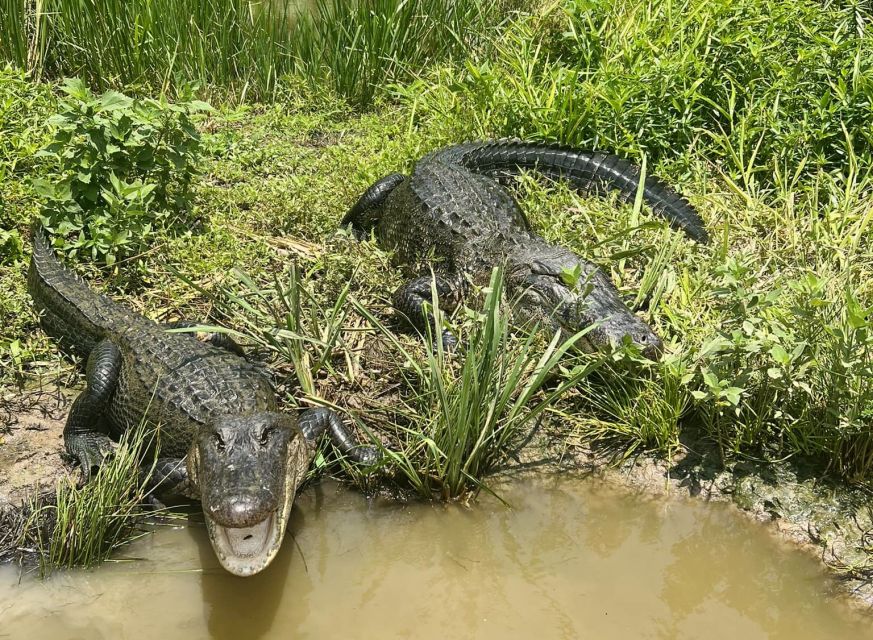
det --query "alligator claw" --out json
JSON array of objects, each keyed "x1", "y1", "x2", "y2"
[{"x1": 66, "y1": 433, "x2": 116, "y2": 483}]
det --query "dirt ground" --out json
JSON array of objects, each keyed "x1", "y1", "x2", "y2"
[{"x1": 0, "y1": 386, "x2": 76, "y2": 508}]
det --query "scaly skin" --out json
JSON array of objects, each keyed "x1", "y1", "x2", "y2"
[
  {"x1": 28, "y1": 229, "x2": 378, "y2": 576},
  {"x1": 343, "y1": 140, "x2": 709, "y2": 358}
]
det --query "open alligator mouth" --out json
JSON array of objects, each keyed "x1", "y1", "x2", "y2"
[
  {"x1": 204, "y1": 508, "x2": 286, "y2": 577},
  {"x1": 191, "y1": 423, "x2": 314, "y2": 577}
]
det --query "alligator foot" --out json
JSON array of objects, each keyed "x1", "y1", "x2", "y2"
[
  {"x1": 392, "y1": 273, "x2": 465, "y2": 351},
  {"x1": 141, "y1": 457, "x2": 193, "y2": 506},
  {"x1": 299, "y1": 407, "x2": 380, "y2": 466},
  {"x1": 163, "y1": 321, "x2": 246, "y2": 358},
  {"x1": 65, "y1": 432, "x2": 116, "y2": 483},
  {"x1": 63, "y1": 339, "x2": 121, "y2": 482}
]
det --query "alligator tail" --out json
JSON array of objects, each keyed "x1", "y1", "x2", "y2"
[
  {"x1": 28, "y1": 224, "x2": 123, "y2": 358},
  {"x1": 444, "y1": 140, "x2": 709, "y2": 243}
]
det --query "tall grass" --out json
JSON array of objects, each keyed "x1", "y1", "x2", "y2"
[
  {"x1": 402, "y1": 0, "x2": 873, "y2": 184},
  {"x1": 0, "y1": 0, "x2": 508, "y2": 105},
  {"x1": 10, "y1": 423, "x2": 157, "y2": 575},
  {"x1": 352, "y1": 270, "x2": 607, "y2": 499},
  {"x1": 208, "y1": 261, "x2": 607, "y2": 499}
]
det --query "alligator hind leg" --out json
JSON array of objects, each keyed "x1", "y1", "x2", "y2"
[
  {"x1": 299, "y1": 407, "x2": 379, "y2": 465},
  {"x1": 163, "y1": 321, "x2": 246, "y2": 358},
  {"x1": 393, "y1": 272, "x2": 466, "y2": 350},
  {"x1": 64, "y1": 339, "x2": 121, "y2": 482},
  {"x1": 341, "y1": 173, "x2": 406, "y2": 238}
]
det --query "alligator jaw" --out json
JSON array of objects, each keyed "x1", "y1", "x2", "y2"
[
  {"x1": 204, "y1": 507, "x2": 286, "y2": 577},
  {"x1": 195, "y1": 427, "x2": 312, "y2": 577}
]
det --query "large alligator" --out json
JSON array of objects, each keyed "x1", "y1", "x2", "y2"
[
  {"x1": 342, "y1": 141, "x2": 708, "y2": 357},
  {"x1": 28, "y1": 229, "x2": 378, "y2": 576}
]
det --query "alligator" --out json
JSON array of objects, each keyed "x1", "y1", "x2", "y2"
[
  {"x1": 342, "y1": 141, "x2": 708, "y2": 358},
  {"x1": 28, "y1": 228, "x2": 378, "y2": 576}
]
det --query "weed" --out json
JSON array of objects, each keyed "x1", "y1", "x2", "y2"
[
  {"x1": 34, "y1": 79, "x2": 210, "y2": 265},
  {"x1": 9, "y1": 423, "x2": 157, "y2": 574}
]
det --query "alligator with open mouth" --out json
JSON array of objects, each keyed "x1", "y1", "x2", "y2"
[{"x1": 28, "y1": 228, "x2": 378, "y2": 576}]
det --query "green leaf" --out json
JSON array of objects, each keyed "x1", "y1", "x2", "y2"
[
  {"x1": 769, "y1": 344, "x2": 790, "y2": 365},
  {"x1": 722, "y1": 387, "x2": 743, "y2": 406},
  {"x1": 97, "y1": 91, "x2": 132, "y2": 112},
  {"x1": 559, "y1": 264, "x2": 583, "y2": 288},
  {"x1": 702, "y1": 370, "x2": 721, "y2": 389}
]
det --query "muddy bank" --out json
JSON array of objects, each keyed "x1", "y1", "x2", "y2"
[
  {"x1": 0, "y1": 386, "x2": 75, "y2": 508},
  {"x1": 1, "y1": 383, "x2": 871, "y2": 609}
]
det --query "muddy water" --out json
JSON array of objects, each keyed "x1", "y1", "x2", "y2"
[{"x1": 1, "y1": 479, "x2": 871, "y2": 639}]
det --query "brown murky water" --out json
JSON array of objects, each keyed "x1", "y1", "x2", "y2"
[{"x1": 1, "y1": 479, "x2": 870, "y2": 639}]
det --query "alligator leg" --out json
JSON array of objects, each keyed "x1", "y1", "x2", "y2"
[
  {"x1": 392, "y1": 272, "x2": 466, "y2": 350},
  {"x1": 163, "y1": 321, "x2": 246, "y2": 358},
  {"x1": 140, "y1": 457, "x2": 195, "y2": 506},
  {"x1": 341, "y1": 173, "x2": 406, "y2": 238},
  {"x1": 64, "y1": 339, "x2": 121, "y2": 481},
  {"x1": 299, "y1": 407, "x2": 379, "y2": 465}
]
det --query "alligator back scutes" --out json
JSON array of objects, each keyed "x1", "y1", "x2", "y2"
[{"x1": 432, "y1": 139, "x2": 709, "y2": 244}]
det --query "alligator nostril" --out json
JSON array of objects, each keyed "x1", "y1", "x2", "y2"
[{"x1": 243, "y1": 534, "x2": 253, "y2": 541}]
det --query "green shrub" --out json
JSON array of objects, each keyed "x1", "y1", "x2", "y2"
[
  {"x1": 689, "y1": 262, "x2": 873, "y2": 478},
  {"x1": 0, "y1": 228, "x2": 22, "y2": 262},
  {"x1": 33, "y1": 78, "x2": 210, "y2": 265}
]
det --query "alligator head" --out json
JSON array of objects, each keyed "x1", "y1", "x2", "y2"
[
  {"x1": 510, "y1": 247, "x2": 663, "y2": 360},
  {"x1": 186, "y1": 412, "x2": 312, "y2": 577}
]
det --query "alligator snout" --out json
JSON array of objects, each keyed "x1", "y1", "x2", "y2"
[{"x1": 211, "y1": 494, "x2": 276, "y2": 529}]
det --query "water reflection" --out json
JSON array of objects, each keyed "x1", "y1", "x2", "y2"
[{"x1": 194, "y1": 506, "x2": 302, "y2": 640}]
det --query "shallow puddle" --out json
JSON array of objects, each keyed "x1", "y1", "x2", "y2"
[{"x1": 1, "y1": 478, "x2": 870, "y2": 639}]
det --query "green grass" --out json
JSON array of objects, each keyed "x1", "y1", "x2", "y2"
[
  {"x1": 350, "y1": 269, "x2": 607, "y2": 499},
  {"x1": 6, "y1": 423, "x2": 158, "y2": 575},
  {"x1": 0, "y1": 0, "x2": 872, "y2": 511},
  {"x1": 0, "y1": 0, "x2": 513, "y2": 106}
]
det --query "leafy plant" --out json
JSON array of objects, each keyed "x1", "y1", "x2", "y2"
[
  {"x1": 33, "y1": 78, "x2": 210, "y2": 265},
  {"x1": 0, "y1": 228, "x2": 22, "y2": 262}
]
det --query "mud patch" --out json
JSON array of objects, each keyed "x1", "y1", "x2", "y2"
[{"x1": 0, "y1": 386, "x2": 75, "y2": 508}]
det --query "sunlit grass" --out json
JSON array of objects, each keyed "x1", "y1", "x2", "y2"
[
  {"x1": 15, "y1": 424, "x2": 157, "y2": 575},
  {"x1": 0, "y1": 0, "x2": 510, "y2": 105}
]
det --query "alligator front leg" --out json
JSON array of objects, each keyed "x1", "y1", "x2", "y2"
[
  {"x1": 341, "y1": 172, "x2": 406, "y2": 238},
  {"x1": 141, "y1": 457, "x2": 195, "y2": 507},
  {"x1": 64, "y1": 339, "x2": 121, "y2": 481},
  {"x1": 392, "y1": 273, "x2": 465, "y2": 350},
  {"x1": 163, "y1": 321, "x2": 246, "y2": 358},
  {"x1": 299, "y1": 407, "x2": 379, "y2": 465}
]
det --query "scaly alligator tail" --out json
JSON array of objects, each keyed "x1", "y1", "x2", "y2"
[
  {"x1": 439, "y1": 140, "x2": 709, "y2": 243},
  {"x1": 27, "y1": 225, "x2": 126, "y2": 358}
]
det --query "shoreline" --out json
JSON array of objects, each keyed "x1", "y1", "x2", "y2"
[{"x1": 1, "y1": 386, "x2": 871, "y2": 610}]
